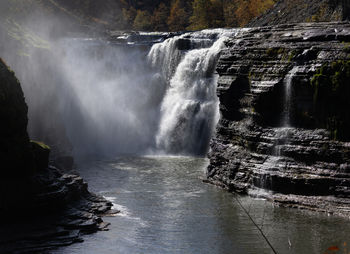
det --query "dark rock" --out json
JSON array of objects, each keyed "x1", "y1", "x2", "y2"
[
  {"x1": 0, "y1": 166, "x2": 114, "y2": 253},
  {"x1": 0, "y1": 58, "x2": 35, "y2": 177},
  {"x1": 207, "y1": 22, "x2": 350, "y2": 217},
  {"x1": 0, "y1": 58, "x2": 113, "y2": 252},
  {"x1": 31, "y1": 140, "x2": 50, "y2": 171},
  {"x1": 52, "y1": 155, "x2": 75, "y2": 171}
]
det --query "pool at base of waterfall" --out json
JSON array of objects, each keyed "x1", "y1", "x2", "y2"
[{"x1": 53, "y1": 156, "x2": 349, "y2": 254}]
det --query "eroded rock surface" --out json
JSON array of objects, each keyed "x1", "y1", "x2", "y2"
[{"x1": 207, "y1": 22, "x2": 350, "y2": 216}]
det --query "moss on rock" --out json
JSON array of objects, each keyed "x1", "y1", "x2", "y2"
[{"x1": 310, "y1": 60, "x2": 350, "y2": 140}]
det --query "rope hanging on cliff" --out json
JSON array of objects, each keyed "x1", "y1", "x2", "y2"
[{"x1": 233, "y1": 194, "x2": 278, "y2": 254}]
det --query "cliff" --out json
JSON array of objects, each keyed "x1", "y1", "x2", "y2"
[
  {"x1": 0, "y1": 59, "x2": 114, "y2": 253},
  {"x1": 249, "y1": 0, "x2": 350, "y2": 27},
  {"x1": 207, "y1": 22, "x2": 350, "y2": 216},
  {"x1": 0, "y1": 58, "x2": 34, "y2": 176}
]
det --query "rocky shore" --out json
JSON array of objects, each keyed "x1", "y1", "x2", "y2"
[
  {"x1": 207, "y1": 22, "x2": 350, "y2": 217},
  {"x1": 0, "y1": 166, "x2": 114, "y2": 254}
]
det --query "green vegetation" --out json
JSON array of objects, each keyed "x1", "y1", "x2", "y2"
[
  {"x1": 30, "y1": 140, "x2": 51, "y2": 150},
  {"x1": 266, "y1": 47, "x2": 285, "y2": 57},
  {"x1": 342, "y1": 42, "x2": 350, "y2": 53},
  {"x1": 310, "y1": 60, "x2": 350, "y2": 140}
]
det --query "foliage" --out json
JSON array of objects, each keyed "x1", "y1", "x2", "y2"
[
  {"x1": 310, "y1": 60, "x2": 350, "y2": 140},
  {"x1": 31, "y1": 140, "x2": 51, "y2": 150},
  {"x1": 2, "y1": 0, "x2": 278, "y2": 31},
  {"x1": 119, "y1": 0, "x2": 277, "y2": 31},
  {"x1": 234, "y1": 0, "x2": 276, "y2": 27},
  {"x1": 188, "y1": 0, "x2": 225, "y2": 30},
  {"x1": 167, "y1": 0, "x2": 189, "y2": 31},
  {"x1": 122, "y1": 6, "x2": 137, "y2": 28},
  {"x1": 133, "y1": 10, "x2": 152, "y2": 30},
  {"x1": 151, "y1": 3, "x2": 169, "y2": 31},
  {"x1": 188, "y1": 0, "x2": 210, "y2": 30}
]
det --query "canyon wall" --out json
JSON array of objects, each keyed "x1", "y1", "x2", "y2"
[{"x1": 207, "y1": 22, "x2": 350, "y2": 216}]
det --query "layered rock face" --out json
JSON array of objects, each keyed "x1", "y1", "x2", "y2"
[
  {"x1": 249, "y1": 0, "x2": 349, "y2": 27},
  {"x1": 0, "y1": 59, "x2": 113, "y2": 253},
  {"x1": 207, "y1": 22, "x2": 350, "y2": 216}
]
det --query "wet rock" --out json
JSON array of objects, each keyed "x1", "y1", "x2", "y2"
[
  {"x1": 208, "y1": 22, "x2": 350, "y2": 217},
  {"x1": 0, "y1": 166, "x2": 114, "y2": 253}
]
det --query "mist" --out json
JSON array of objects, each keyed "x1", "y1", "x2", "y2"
[
  {"x1": 0, "y1": 1, "x2": 224, "y2": 159},
  {"x1": 54, "y1": 39, "x2": 166, "y2": 157},
  {"x1": 0, "y1": 2, "x2": 167, "y2": 159}
]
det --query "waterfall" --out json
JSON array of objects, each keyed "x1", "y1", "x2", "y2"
[
  {"x1": 13, "y1": 29, "x2": 245, "y2": 159},
  {"x1": 273, "y1": 66, "x2": 299, "y2": 157},
  {"x1": 149, "y1": 29, "x2": 241, "y2": 155},
  {"x1": 282, "y1": 66, "x2": 298, "y2": 127}
]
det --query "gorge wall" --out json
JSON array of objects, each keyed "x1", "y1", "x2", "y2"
[{"x1": 207, "y1": 22, "x2": 350, "y2": 216}]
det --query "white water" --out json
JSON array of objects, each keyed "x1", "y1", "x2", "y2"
[
  {"x1": 282, "y1": 66, "x2": 299, "y2": 127},
  {"x1": 149, "y1": 29, "x2": 243, "y2": 155},
  {"x1": 9, "y1": 28, "x2": 246, "y2": 158},
  {"x1": 272, "y1": 66, "x2": 299, "y2": 157}
]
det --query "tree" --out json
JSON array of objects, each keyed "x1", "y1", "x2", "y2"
[
  {"x1": 235, "y1": 0, "x2": 275, "y2": 27},
  {"x1": 122, "y1": 6, "x2": 137, "y2": 28},
  {"x1": 151, "y1": 3, "x2": 169, "y2": 31},
  {"x1": 188, "y1": 0, "x2": 210, "y2": 30},
  {"x1": 223, "y1": 0, "x2": 238, "y2": 27},
  {"x1": 208, "y1": 0, "x2": 225, "y2": 28},
  {"x1": 133, "y1": 10, "x2": 152, "y2": 30},
  {"x1": 188, "y1": 0, "x2": 225, "y2": 30},
  {"x1": 167, "y1": 0, "x2": 189, "y2": 31}
]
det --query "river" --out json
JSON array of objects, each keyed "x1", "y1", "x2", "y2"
[{"x1": 53, "y1": 156, "x2": 350, "y2": 254}]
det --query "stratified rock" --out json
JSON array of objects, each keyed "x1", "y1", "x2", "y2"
[
  {"x1": 207, "y1": 22, "x2": 350, "y2": 217},
  {"x1": 249, "y1": 0, "x2": 349, "y2": 27},
  {"x1": 0, "y1": 166, "x2": 115, "y2": 254}
]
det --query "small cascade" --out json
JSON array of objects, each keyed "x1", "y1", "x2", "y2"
[
  {"x1": 149, "y1": 29, "x2": 242, "y2": 155},
  {"x1": 273, "y1": 67, "x2": 298, "y2": 158},
  {"x1": 282, "y1": 66, "x2": 299, "y2": 127},
  {"x1": 147, "y1": 37, "x2": 182, "y2": 81}
]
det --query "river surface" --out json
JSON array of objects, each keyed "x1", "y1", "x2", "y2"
[{"x1": 54, "y1": 156, "x2": 350, "y2": 254}]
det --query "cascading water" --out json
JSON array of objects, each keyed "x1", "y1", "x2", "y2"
[
  {"x1": 149, "y1": 29, "x2": 242, "y2": 155},
  {"x1": 15, "y1": 29, "x2": 244, "y2": 159},
  {"x1": 282, "y1": 66, "x2": 299, "y2": 128},
  {"x1": 274, "y1": 66, "x2": 299, "y2": 157}
]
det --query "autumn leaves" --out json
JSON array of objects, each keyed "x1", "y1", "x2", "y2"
[{"x1": 121, "y1": 0, "x2": 276, "y2": 31}]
